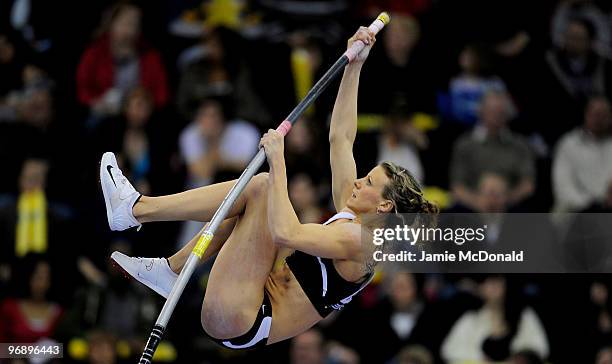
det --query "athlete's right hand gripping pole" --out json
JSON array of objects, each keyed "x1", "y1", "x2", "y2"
[{"x1": 138, "y1": 12, "x2": 390, "y2": 364}]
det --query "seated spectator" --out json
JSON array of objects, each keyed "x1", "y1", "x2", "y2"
[
  {"x1": 87, "y1": 330, "x2": 117, "y2": 364},
  {"x1": 0, "y1": 254, "x2": 63, "y2": 343},
  {"x1": 553, "y1": 96, "x2": 612, "y2": 212},
  {"x1": 285, "y1": 118, "x2": 326, "y2": 179},
  {"x1": 589, "y1": 283, "x2": 612, "y2": 355},
  {"x1": 0, "y1": 159, "x2": 74, "y2": 271},
  {"x1": 176, "y1": 27, "x2": 270, "y2": 127},
  {"x1": 94, "y1": 87, "x2": 163, "y2": 195},
  {"x1": 551, "y1": 0, "x2": 611, "y2": 56},
  {"x1": 444, "y1": 173, "x2": 558, "y2": 272},
  {"x1": 0, "y1": 28, "x2": 34, "y2": 114},
  {"x1": 290, "y1": 327, "x2": 359, "y2": 364},
  {"x1": 0, "y1": 78, "x2": 56, "y2": 193},
  {"x1": 77, "y1": 2, "x2": 168, "y2": 121},
  {"x1": 450, "y1": 91, "x2": 535, "y2": 210},
  {"x1": 59, "y1": 242, "x2": 157, "y2": 351},
  {"x1": 361, "y1": 271, "x2": 436, "y2": 362},
  {"x1": 441, "y1": 275, "x2": 549, "y2": 362},
  {"x1": 1, "y1": 0, "x2": 60, "y2": 55},
  {"x1": 475, "y1": 173, "x2": 511, "y2": 215},
  {"x1": 290, "y1": 328, "x2": 325, "y2": 364},
  {"x1": 360, "y1": 14, "x2": 434, "y2": 114},
  {"x1": 179, "y1": 98, "x2": 259, "y2": 187},
  {"x1": 378, "y1": 111, "x2": 426, "y2": 184},
  {"x1": 326, "y1": 341, "x2": 360, "y2": 364},
  {"x1": 177, "y1": 98, "x2": 259, "y2": 245},
  {"x1": 447, "y1": 44, "x2": 509, "y2": 125},
  {"x1": 545, "y1": 17, "x2": 612, "y2": 105},
  {"x1": 597, "y1": 346, "x2": 612, "y2": 364},
  {"x1": 256, "y1": 0, "x2": 347, "y2": 43},
  {"x1": 288, "y1": 173, "x2": 329, "y2": 224}
]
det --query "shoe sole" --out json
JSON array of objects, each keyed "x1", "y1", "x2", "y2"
[
  {"x1": 111, "y1": 251, "x2": 170, "y2": 299},
  {"x1": 100, "y1": 152, "x2": 116, "y2": 231}
]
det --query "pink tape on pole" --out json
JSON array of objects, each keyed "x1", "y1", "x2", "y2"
[
  {"x1": 343, "y1": 40, "x2": 364, "y2": 62},
  {"x1": 276, "y1": 120, "x2": 292, "y2": 136}
]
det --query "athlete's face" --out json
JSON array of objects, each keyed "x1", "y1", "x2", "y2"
[{"x1": 346, "y1": 165, "x2": 393, "y2": 214}]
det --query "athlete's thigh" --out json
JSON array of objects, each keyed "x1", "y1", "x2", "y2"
[{"x1": 204, "y1": 179, "x2": 277, "y2": 317}]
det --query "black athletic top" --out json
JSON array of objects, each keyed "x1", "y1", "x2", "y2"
[{"x1": 285, "y1": 212, "x2": 374, "y2": 318}]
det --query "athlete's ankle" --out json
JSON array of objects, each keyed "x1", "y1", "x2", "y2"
[
  {"x1": 132, "y1": 195, "x2": 149, "y2": 223},
  {"x1": 167, "y1": 256, "x2": 183, "y2": 274}
]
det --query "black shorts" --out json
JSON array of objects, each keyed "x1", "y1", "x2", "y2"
[{"x1": 205, "y1": 290, "x2": 272, "y2": 350}]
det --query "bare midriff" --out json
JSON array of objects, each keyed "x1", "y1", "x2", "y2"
[{"x1": 264, "y1": 260, "x2": 322, "y2": 344}]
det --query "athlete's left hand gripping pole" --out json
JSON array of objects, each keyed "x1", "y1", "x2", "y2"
[{"x1": 138, "y1": 12, "x2": 390, "y2": 363}]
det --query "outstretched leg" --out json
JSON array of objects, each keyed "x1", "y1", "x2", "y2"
[
  {"x1": 110, "y1": 216, "x2": 239, "y2": 299},
  {"x1": 134, "y1": 179, "x2": 248, "y2": 224},
  {"x1": 101, "y1": 152, "x2": 246, "y2": 231}
]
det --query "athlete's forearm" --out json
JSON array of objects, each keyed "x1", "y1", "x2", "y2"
[
  {"x1": 329, "y1": 64, "x2": 362, "y2": 144},
  {"x1": 267, "y1": 155, "x2": 300, "y2": 244}
]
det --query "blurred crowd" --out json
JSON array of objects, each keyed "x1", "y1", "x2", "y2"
[{"x1": 1, "y1": 0, "x2": 612, "y2": 363}]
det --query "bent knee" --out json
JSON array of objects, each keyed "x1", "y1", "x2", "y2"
[
  {"x1": 201, "y1": 298, "x2": 253, "y2": 339},
  {"x1": 246, "y1": 173, "x2": 269, "y2": 198}
]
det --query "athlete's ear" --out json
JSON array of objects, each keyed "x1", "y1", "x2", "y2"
[{"x1": 377, "y1": 200, "x2": 394, "y2": 214}]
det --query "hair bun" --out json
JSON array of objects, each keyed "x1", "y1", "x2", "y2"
[{"x1": 420, "y1": 199, "x2": 440, "y2": 214}]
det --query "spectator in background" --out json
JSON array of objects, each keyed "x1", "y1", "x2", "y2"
[
  {"x1": 15, "y1": 79, "x2": 54, "y2": 130},
  {"x1": 290, "y1": 327, "x2": 359, "y2": 364},
  {"x1": 441, "y1": 275, "x2": 549, "y2": 362},
  {"x1": 360, "y1": 14, "x2": 433, "y2": 114},
  {"x1": 59, "y1": 241, "x2": 157, "y2": 353},
  {"x1": 176, "y1": 27, "x2": 270, "y2": 127},
  {"x1": 87, "y1": 330, "x2": 117, "y2": 364},
  {"x1": 447, "y1": 44, "x2": 509, "y2": 125},
  {"x1": 474, "y1": 173, "x2": 511, "y2": 215},
  {"x1": 551, "y1": 0, "x2": 611, "y2": 56},
  {"x1": 288, "y1": 173, "x2": 328, "y2": 224},
  {"x1": 95, "y1": 87, "x2": 158, "y2": 195},
  {"x1": 77, "y1": 2, "x2": 168, "y2": 121},
  {"x1": 290, "y1": 328, "x2": 325, "y2": 364},
  {"x1": 450, "y1": 91, "x2": 535, "y2": 210},
  {"x1": 177, "y1": 98, "x2": 259, "y2": 245},
  {"x1": 284, "y1": 119, "x2": 326, "y2": 179},
  {"x1": 362, "y1": 271, "x2": 435, "y2": 363},
  {"x1": 552, "y1": 96, "x2": 612, "y2": 212},
  {"x1": 589, "y1": 283, "x2": 612, "y2": 356},
  {"x1": 0, "y1": 0, "x2": 60, "y2": 56},
  {"x1": 0, "y1": 28, "x2": 33, "y2": 112},
  {"x1": 179, "y1": 99, "x2": 259, "y2": 188},
  {"x1": 444, "y1": 173, "x2": 558, "y2": 272},
  {"x1": 597, "y1": 346, "x2": 612, "y2": 364},
  {"x1": 378, "y1": 111, "x2": 426, "y2": 184},
  {"x1": 0, "y1": 254, "x2": 63, "y2": 343},
  {"x1": 545, "y1": 17, "x2": 612, "y2": 106},
  {"x1": 0, "y1": 159, "x2": 74, "y2": 271}
]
